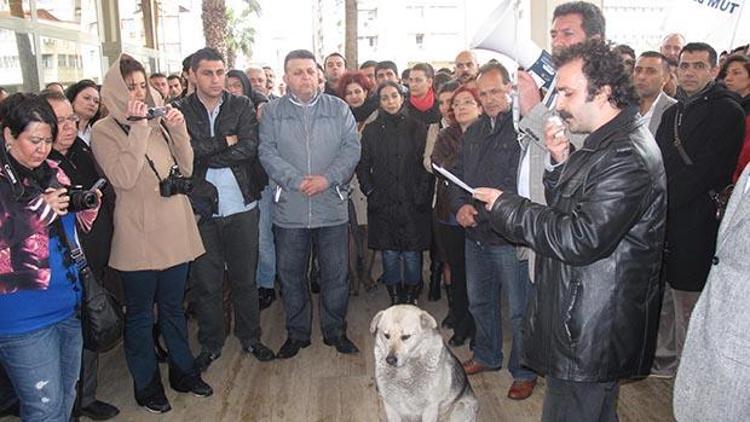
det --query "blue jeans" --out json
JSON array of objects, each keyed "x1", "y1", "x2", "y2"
[
  {"x1": 0, "y1": 315, "x2": 82, "y2": 421},
  {"x1": 256, "y1": 185, "x2": 276, "y2": 289},
  {"x1": 381, "y1": 250, "x2": 422, "y2": 285},
  {"x1": 274, "y1": 224, "x2": 349, "y2": 341},
  {"x1": 465, "y1": 240, "x2": 535, "y2": 380},
  {"x1": 120, "y1": 263, "x2": 195, "y2": 392}
]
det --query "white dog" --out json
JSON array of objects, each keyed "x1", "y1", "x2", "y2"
[{"x1": 370, "y1": 305, "x2": 479, "y2": 422}]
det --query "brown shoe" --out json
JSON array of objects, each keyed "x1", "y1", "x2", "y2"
[
  {"x1": 507, "y1": 378, "x2": 537, "y2": 400},
  {"x1": 462, "y1": 359, "x2": 499, "y2": 375}
]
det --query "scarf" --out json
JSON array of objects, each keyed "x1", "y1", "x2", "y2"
[{"x1": 409, "y1": 88, "x2": 435, "y2": 113}]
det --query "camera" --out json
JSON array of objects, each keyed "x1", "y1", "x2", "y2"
[
  {"x1": 159, "y1": 165, "x2": 193, "y2": 197},
  {"x1": 66, "y1": 186, "x2": 99, "y2": 212},
  {"x1": 146, "y1": 107, "x2": 167, "y2": 120}
]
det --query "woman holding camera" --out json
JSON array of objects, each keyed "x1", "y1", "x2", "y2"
[
  {"x1": 91, "y1": 54, "x2": 210, "y2": 414},
  {"x1": 0, "y1": 95, "x2": 100, "y2": 421}
]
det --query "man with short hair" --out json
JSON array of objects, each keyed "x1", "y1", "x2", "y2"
[
  {"x1": 634, "y1": 52, "x2": 676, "y2": 135},
  {"x1": 167, "y1": 74, "x2": 183, "y2": 100},
  {"x1": 474, "y1": 39, "x2": 667, "y2": 421},
  {"x1": 323, "y1": 52, "x2": 346, "y2": 95},
  {"x1": 258, "y1": 49, "x2": 361, "y2": 359},
  {"x1": 515, "y1": 0, "x2": 603, "y2": 286},
  {"x1": 263, "y1": 66, "x2": 278, "y2": 99},
  {"x1": 375, "y1": 61, "x2": 399, "y2": 84},
  {"x1": 149, "y1": 73, "x2": 169, "y2": 100},
  {"x1": 660, "y1": 33, "x2": 686, "y2": 63},
  {"x1": 454, "y1": 50, "x2": 478, "y2": 84},
  {"x1": 177, "y1": 47, "x2": 275, "y2": 372},
  {"x1": 406, "y1": 63, "x2": 440, "y2": 125},
  {"x1": 359, "y1": 60, "x2": 378, "y2": 87},
  {"x1": 654, "y1": 42, "x2": 745, "y2": 372},
  {"x1": 633, "y1": 51, "x2": 678, "y2": 377},
  {"x1": 450, "y1": 61, "x2": 537, "y2": 400},
  {"x1": 245, "y1": 66, "x2": 268, "y2": 96}
]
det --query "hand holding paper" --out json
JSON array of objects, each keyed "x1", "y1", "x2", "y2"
[{"x1": 432, "y1": 163, "x2": 475, "y2": 194}]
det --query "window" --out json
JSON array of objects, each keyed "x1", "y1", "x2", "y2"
[
  {"x1": 58, "y1": 54, "x2": 67, "y2": 67},
  {"x1": 415, "y1": 33, "x2": 424, "y2": 48},
  {"x1": 42, "y1": 54, "x2": 54, "y2": 69}
]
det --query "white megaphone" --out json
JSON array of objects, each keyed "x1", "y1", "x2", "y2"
[{"x1": 471, "y1": 0, "x2": 556, "y2": 91}]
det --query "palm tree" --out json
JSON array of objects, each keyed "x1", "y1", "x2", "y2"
[
  {"x1": 225, "y1": 1, "x2": 262, "y2": 68},
  {"x1": 201, "y1": 0, "x2": 228, "y2": 60},
  {"x1": 202, "y1": 0, "x2": 260, "y2": 66},
  {"x1": 345, "y1": 0, "x2": 358, "y2": 69}
]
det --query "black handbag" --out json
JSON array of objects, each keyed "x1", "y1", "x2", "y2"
[{"x1": 61, "y1": 225, "x2": 124, "y2": 352}]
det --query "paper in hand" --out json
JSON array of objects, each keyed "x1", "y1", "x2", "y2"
[{"x1": 432, "y1": 163, "x2": 475, "y2": 195}]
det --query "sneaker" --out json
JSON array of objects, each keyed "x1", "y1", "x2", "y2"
[
  {"x1": 242, "y1": 342, "x2": 276, "y2": 361},
  {"x1": 79, "y1": 400, "x2": 120, "y2": 420},
  {"x1": 136, "y1": 390, "x2": 171, "y2": 414},
  {"x1": 170, "y1": 375, "x2": 213, "y2": 398},
  {"x1": 194, "y1": 350, "x2": 220, "y2": 373}
]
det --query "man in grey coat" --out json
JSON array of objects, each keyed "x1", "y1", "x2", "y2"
[
  {"x1": 258, "y1": 49, "x2": 361, "y2": 359},
  {"x1": 673, "y1": 165, "x2": 750, "y2": 421}
]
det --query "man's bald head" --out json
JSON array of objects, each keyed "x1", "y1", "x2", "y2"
[
  {"x1": 660, "y1": 33, "x2": 686, "y2": 62},
  {"x1": 454, "y1": 50, "x2": 478, "y2": 84}
]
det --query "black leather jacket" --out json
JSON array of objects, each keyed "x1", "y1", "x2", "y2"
[
  {"x1": 178, "y1": 91, "x2": 265, "y2": 208},
  {"x1": 488, "y1": 107, "x2": 667, "y2": 382}
]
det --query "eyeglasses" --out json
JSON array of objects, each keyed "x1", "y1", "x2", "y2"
[
  {"x1": 57, "y1": 114, "x2": 80, "y2": 125},
  {"x1": 28, "y1": 137, "x2": 54, "y2": 147},
  {"x1": 453, "y1": 99, "x2": 478, "y2": 108}
]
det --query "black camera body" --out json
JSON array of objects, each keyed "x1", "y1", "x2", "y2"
[
  {"x1": 66, "y1": 186, "x2": 99, "y2": 212},
  {"x1": 159, "y1": 165, "x2": 193, "y2": 197}
]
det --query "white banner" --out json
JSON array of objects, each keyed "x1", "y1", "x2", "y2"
[{"x1": 661, "y1": 0, "x2": 748, "y2": 51}]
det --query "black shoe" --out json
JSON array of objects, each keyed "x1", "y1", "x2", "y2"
[
  {"x1": 242, "y1": 342, "x2": 276, "y2": 361},
  {"x1": 276, "y1": 338, "x2": 311, "y2": 359},
  {"x1": 194, "y1": 350, "x2": 220, "y2": 373},
  {"x1": 386, "y1": 285, "x2": 399, "y2": 306},
  {"x1": 441, "y1": 311, "x2": 454, "y2": 329},
  {"x1": 448, "y1": 333, "x2": 469, "y2": 347},
  {"x1": 403, "y1": 284, "x2": 418, "y2": 305},
  {"x1": 323, "y1": 335, "x2": 359, "y2": 354},
  {"x1": 259, "y1": 287, "x2": 276, "y2": 310},
  {"x1": 79, "y1": 400, "x2": 120, "y2": 420},
  {"x1": 170, "y1": 374, "x2": 213, "y2": 398},
  {"x1": 136, "y1": 390, "x2": 171, "y2": 414},
  {"x1": 0, "y1": 402, "x2": 19, "y2": 418}
]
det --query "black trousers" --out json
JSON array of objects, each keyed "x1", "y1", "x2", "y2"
[
  {"x1": 437, "y1": 223, "x2": 473, "y2": 337},
  {"x1": 542, "y1": 376, "x2": 620, "y2": 422},
  {"x1": 192, "y1": 208, "x2": 261, "y2": 353}
]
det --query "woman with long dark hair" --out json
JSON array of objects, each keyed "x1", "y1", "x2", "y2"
[{"x1": 357, "y1": 81, "x2": 433, "y2": 305}]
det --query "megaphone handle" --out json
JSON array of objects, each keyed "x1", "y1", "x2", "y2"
[{"x1": 542, "y1": 76, "x2": 558, "y2": 109}]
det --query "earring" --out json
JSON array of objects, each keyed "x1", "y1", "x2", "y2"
[{"x1": 4, "y1": 142, "x2": 10, "y2": 151}]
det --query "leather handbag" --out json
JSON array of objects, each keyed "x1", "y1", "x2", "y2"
[{"x1": 62, "y1": 226, "x2": 124, "y2": 352}]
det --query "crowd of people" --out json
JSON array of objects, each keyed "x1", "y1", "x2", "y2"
[{"x1": 0, "y1": 1, "x2": 749, "y2": 421}]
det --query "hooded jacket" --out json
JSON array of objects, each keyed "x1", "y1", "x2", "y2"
[
  {"x1": 91, "y1": 54, "x2": 204, "y2": 271},
  {"x1": 655, "y1": 81, "x2": 745, "y2": 291}
]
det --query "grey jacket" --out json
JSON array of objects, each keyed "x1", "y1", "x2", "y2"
[
  {"x1": 673, "y1": 165, "x2": 750, "y2": 422},
  {"x1": 647, "y1": 92, "x2": 677, "y2": 135},
  {"x1": 258, "y1": 92, "x2": 360, "y2": 228}
]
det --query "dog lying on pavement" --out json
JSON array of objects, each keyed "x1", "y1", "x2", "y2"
[{"x1": 370, "y1": 305, "x2": 479, "y2": 421}]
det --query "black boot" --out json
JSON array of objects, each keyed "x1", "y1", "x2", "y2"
[
  {"x1": 386, "y1": 285, "x2": 399, "y2": 306},
  {"x1": 404, "y1": 284, "x2": 418, "y2": 305},
  {"x1": 396, "y1": 283, "x2": 407, "y2": 305},
  {"x1": 441, "y1": 284, "x2": 454, "y2": 329},
  {"x1": 428, "y1": 260, "x2": 443, "y2": 301}
]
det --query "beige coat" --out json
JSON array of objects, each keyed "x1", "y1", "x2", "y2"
[{"x1": 91, "y1": 55, "x2": 204, "y2": 271}]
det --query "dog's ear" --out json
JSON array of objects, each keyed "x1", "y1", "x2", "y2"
[
  {"x1": 419, "y1": 311, "x2": 438, "y2": 330},
  {"x1": 370, "y1": 310, "x2": 384, "y2": 336}
]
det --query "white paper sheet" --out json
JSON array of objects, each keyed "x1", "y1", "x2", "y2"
[{"x1": 432, "y1": 163, "x2": 475, "y2": 195}]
